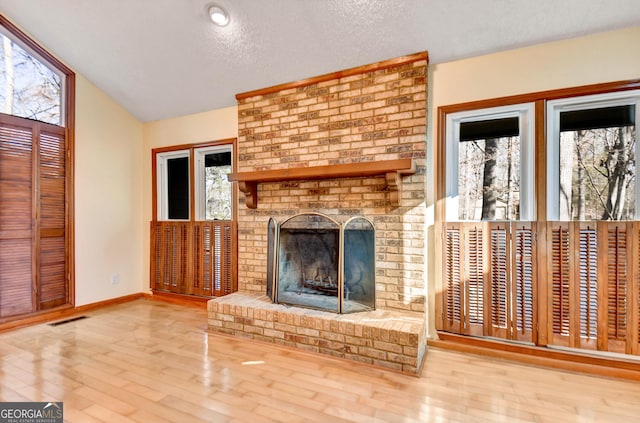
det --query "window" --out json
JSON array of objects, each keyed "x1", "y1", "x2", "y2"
[
  {"x1": 194, "y1": 146, "x2": 232, "y2": 221},
  {"x1": 0, "y1": 26, "x2": 63, "y2": 125},
  {"x1": 445, "y1": 103, "x2": 535, "y2": 221},
  {"x1": 156, "y1": 150, "x2": 190, "y2": 220},
  {"x1": 155, "y1": 143, "x2": 233, "y2": 221},
  {"x1": 547, "y1": 91, "x2": 640, "y2": 220}
]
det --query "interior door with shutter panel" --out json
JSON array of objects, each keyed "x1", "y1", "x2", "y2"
[
  {"x1": 38, "y1": 126, "x2": 68, "y2": 310},
  {"x1": 0, "y1": 122, "x2": 35, "y2": 317}
]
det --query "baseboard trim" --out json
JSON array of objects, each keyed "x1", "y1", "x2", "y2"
[
  {"x1": 147, "y1": 290, "x2": 210, "y2": 308},
  {"x1": 430, "y1": 332, "x2": 640, "y2": 382},
  {"x1": 0, "y1": 293, "x2": 145, "y2": 333}
]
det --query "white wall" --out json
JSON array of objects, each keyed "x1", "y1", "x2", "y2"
[
  {"x1": 74, "y1": 75, "x2": 145, "y2": 305},
  {"x1": 425, "y1": 26, "x2": 640, "y2": 337}
]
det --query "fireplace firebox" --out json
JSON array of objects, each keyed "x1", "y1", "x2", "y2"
[{"x1": 267, "y1": 213, "x2": 375, "y2": 313}]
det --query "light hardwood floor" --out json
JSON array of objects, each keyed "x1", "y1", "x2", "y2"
[{"x1": 1, "y1": 299, "x2": 640, "y2": 423}]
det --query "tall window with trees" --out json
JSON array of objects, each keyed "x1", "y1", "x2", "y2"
[{"x1": 0, "y1": 15, "x2": 74, "y2": 320}]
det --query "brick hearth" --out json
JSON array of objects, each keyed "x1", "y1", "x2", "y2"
[{"x1": 208, "y1": 293, "x2": 427, "y2": 374}]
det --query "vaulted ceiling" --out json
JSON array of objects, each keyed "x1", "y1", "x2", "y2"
[{"x1": 1, "y1": 1, "x2": 638, "y2": 122}]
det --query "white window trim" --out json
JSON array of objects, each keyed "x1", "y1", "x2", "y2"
[
  {"x1": 445, "y1": 103, "x2": 536, "y2": 221},
  {"x1": 156, "y1": 149, "x2": 190, "y2": 221},
  {"x1": 194, "y1": 145, "x2": 233, "y2": 221},
  {"x1": 546, "y1": 90, "x2": 640, "y2": 220}
]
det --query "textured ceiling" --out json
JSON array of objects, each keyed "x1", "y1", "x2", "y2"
[{"x1": 0, "y1": 0, "x2": 638, "y2": 122}]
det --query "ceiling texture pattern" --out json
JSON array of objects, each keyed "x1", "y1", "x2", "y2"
[{"x1": 0, "y1": 0, "x2": 638, "y2": 122}]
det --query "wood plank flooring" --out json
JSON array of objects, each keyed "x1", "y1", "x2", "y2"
[{"x1": 1, "y1": 299, "x2": 640, "y2": 422}]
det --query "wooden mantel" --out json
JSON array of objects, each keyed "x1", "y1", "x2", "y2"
[{"x1": 228, "y1": 158, "x2": 416, "y2": 208}]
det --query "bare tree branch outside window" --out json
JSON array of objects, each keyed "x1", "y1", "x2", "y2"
[
  {"x1": 560, "y1": 126, "x2": 635, "y2": 221},
  {"x1": 0, "y1": 33, "x2": 61, "y2": 125},
  {"x1": 458, "y1": 136, "x2": 521, "y2": 221}
]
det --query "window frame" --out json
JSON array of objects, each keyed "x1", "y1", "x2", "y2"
[
  {"x1": 444, "y1": 103, "x2": 536, "y2": 221},
  {"x1": 546, "y1": 89, "x2": 640, "y2": 221},
  {"x1": 152, "y1": 139, "x2": 236, "y2": 223},
  {"x1": 156, "y1": 149, "x2": 191, "y2": 221},
  {"x1": 0, "y1": 15, "x2": 71, "y2": 127}
]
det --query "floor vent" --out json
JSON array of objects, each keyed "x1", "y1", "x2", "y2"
[{"x1": 48, "y1": 316, "x2": 88, "y2": 326}]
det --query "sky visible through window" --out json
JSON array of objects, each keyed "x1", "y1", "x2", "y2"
[{"x1": 0, "y1": 32, "x2": 61, "y2": 125}]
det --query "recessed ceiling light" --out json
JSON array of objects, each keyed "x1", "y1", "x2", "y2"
[{"x1": 209, "y1": 5, "x2": 230, "y2": 26}]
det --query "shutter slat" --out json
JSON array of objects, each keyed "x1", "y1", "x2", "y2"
[
  {"x1": 223, "y1": 224, "x2": 232, "y2": 295},
  {"x1": 467, "y1": 226, "x2": 484, "y2": 332},
  {"x1": 578, "y1": 226, "x2": 598, "y2": 349},
  {"x1": 489, "y1": 225, "x2": 509, "y2": 338},
  {"x1": 550, "y1": 224, "x2": 571, "y2": 345},
  {"x1": 513, "y1": 224, "x2": 535, "y2": 342},
  {"x1": 606, "y1": 225, "x2": 627, "y2": 353}
]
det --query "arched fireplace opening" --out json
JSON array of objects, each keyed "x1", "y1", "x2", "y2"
[{"x1": 267, "y1": 213, "x2": 375, "y2": 313}]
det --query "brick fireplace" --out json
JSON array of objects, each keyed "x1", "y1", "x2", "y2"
[{"x1": 208, "y1": 52, "x2": 428, "y2": 374}]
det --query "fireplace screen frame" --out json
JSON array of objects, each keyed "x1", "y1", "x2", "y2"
[{"x1": 267, "y1": 213, "x2": 375, "y2": 314}]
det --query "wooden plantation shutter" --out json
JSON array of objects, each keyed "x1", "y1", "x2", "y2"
[
  {"x1": 599, "y1": 222, "x2": 637, "y2": 354},
  {"x1": 39, "y1": 128, "x2": 67, "y2": 309},
  {"x1": 548, "y1": 222, "x2": 572, "y2": 347},
  {"x1": 154, "y1": 222, "x2": 189, "y2": 293},
  {"x1": 578, "y1": 224, "x2": 598, "y2": 350},
  {"x1": 442, "y1": 223, "x2": 463, "y2": 333},
  {"x1": 489, "y1": 223, "x2": 509, "y2": 339},
  {"x1": 466, "y1": 224, "x2": 486, "y2": 336},
  {"x1": 0, "y1": 121, "x2": 34, "y2": 317},
  {"x1": 544, "y1": 222, "x2": 639, "y2": 354},
  {"x1": 150, "y1": 221, "x2": 236, "y2": 297},
  {"x1": 0, "y1": 115, "x2": 68, "y2": 317},
  {"x1": 512, "y1": 223, "x2": 536, "y2": 342},
  {"x1": 440, "y1": 222, "x2": 536, "y2": 343}
]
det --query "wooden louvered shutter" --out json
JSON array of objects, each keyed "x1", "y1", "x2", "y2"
[
  {"x1": 635, "y1": 222, "x2": 640, "y2": 356},
  {"x1": 191, "y1": 223, "x2": 204, "y2": 296},
  {"x1": 192, "y1": 222, "x2": 219, "y2": 297},
  {"x1": 0, "y1": 122, "x2": 34, "y2": 317},
  {"x1": 153, "y1": 222, "x2": 189, "y2": 293},
  {"x1": 577, "y1": 223, "x2": 598, "y2": 350},
  {"x1": 512, "y1": 223, "x2": 536, "y2": 343},
  {"x1": 0, "y1": 116, "x2": 68, "y2": 317},
  {"x1": 163, "y1": 222, "x2": 189, "y2": 293},
  {"x1": 442, "y1": 223, "x2": 463, "y2": 333},
  {"x1": 548, "y1": 222, "x2": 572, "y2": 347},
  {"x1": 38, "y1": 127, "x2": 67, "y2": 310},
  {"x1": 465, "y1": 223, "x2": 487, "y2": 336},
  {"x1": 150, "y1": 221, "x2": 162, "y2": 290},
  {"x1": 488, "y1": 223, "x2": 510, "y2": 339},
  {"x1": 599, "y1": 222, "x2": 637, "y2": 354}
]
